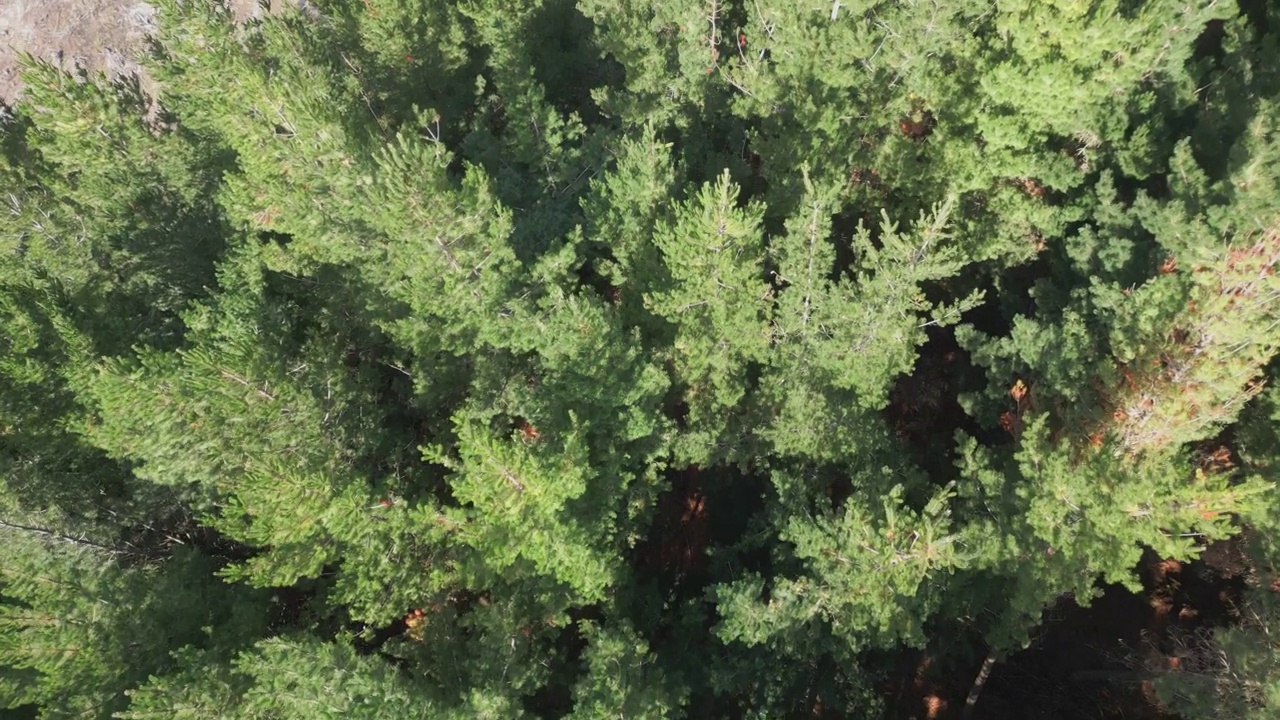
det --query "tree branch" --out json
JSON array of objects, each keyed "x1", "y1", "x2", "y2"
[{"x1": 0, "y1": 517, "x2": 125, "y2": 556}]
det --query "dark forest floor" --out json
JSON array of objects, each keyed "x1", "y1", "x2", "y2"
[{"x1": 885, "y1": 538, "x2": 1251, "y2": 720}]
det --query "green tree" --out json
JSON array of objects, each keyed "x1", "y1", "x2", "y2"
[
  {"x1": 0, "y1": 537, "x2": 266, "y2": 719},
  {"x1": 0, "y1": 0, "x2": 1278, "y2": 717}
]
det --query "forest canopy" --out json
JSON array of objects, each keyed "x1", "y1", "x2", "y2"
[{"x1": 1, "y1": 0, "x2": 1279, "y2": 718}]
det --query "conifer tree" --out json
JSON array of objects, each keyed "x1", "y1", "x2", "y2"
[
  {"x1": 565, "y1": 621, "x2": 687, "y2": 719},
  {"x1": 121, "y1": 636, "x2": 521, "y2": 720},
  {"x1": 0, "y1": 56, "x2": 229, "y2": 535},
  {"x1": 0, "y1": 0, "x2": 1278, "y2": 717},
  {"x1": 1154, "y1": 387, "x2": 1280, "y2": 719},
  {"x1": 0, "y1": 537, "x2": 266, "y2": 719},
  {"x1": 644, "y1": 170, "x2": 770, "y2": 464}
]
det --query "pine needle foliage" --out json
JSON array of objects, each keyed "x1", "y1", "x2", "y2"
[{"x1": 1, "y1": 0, "x2": 1279, "y2": 717}]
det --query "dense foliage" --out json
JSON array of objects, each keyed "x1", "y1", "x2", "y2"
[{"x1": 1, "y1": 0, "x2": 1279, "y2": 717}]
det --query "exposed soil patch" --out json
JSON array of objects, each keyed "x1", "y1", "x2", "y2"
[{"x1": 0, "y1": 0, "x2": 262, "y2": 105}]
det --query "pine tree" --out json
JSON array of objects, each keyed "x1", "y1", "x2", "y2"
[
  {"x1": 1153, "y1": 389, "x2": 1280, "y2": 719},
  {"x1": 0, "y1": 537, "x2": 267, "y2": 719},
  {"x1": 0, "y1": 0, "x2": 1278, "y2": 717},
  {"x1": 761, "y1": 176, "x2": 980, "y2": 461},
  {"x1": 121, "y1": 636, "x2": 520, "y2": 720},
  {"x1": 565, "y1": 620, "x2": 687, "y2": 719},
  {"x1": 643, "y1": 170, "x2": 770, "y2": 464},
  {"x1": 0, "y1": 57, "x2": 230, "y2": 536}
]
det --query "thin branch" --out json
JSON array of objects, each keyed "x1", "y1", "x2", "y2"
[
  {"x1": 0, "y1": 518, "x2": 126, "y2": 556},
  {"x1": 220, "y1": 369, "x2": 277, "y2": 401}
]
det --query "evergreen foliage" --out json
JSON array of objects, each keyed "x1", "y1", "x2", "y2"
[{"x1": 1, "y1": 0, "x2": 1279, "y2": 717}]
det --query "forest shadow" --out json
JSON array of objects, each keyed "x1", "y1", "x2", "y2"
[
  {"x1": 630, "y1": 464, "x2": 773, "y2": 608},
  {"x1": 946, "y1": 541, "x2": 1247, "y2": 720}
]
